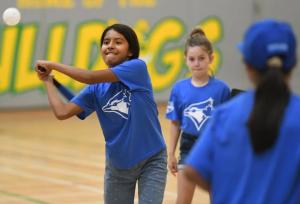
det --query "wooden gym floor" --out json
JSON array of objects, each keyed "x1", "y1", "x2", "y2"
[{"x1": 0, "y1": 104, "x2": 209, "y2": 204}]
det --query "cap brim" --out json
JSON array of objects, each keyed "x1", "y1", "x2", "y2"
[{"x1": 237, "y1": 43, "x2": 244, "y2": 52}]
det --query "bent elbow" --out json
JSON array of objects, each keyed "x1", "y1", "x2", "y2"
[
  {"x1": 55, "y1": 112, "x2": 70, "y2": 120},
  {"x1": 56, "y1": 115, "x2": 66, "y2": 120}
]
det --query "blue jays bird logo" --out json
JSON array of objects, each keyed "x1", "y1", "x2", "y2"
[
  {"x1": 102, "y1": 88, "x2": 131, "y2": 119},
  {"x1": 183, "y1": 98, "x2": 214, "y2": 131}
]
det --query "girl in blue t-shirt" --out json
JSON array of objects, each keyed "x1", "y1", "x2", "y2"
[
  {"x1": 184, "y1": 19, "x2": 300, "y2": 204},
  {"x1": 35, "y1": 24, "x2": 167, "y2": 204},
  {"x1": 165, "y1": 27, "x2": 230, "y2": 203}
]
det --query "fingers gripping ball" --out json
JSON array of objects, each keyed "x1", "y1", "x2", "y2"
[{"x1": 3, "y1": 7, "x2": 21, "y2": 26}]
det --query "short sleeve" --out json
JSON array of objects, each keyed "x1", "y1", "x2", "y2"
[
  {"x1": 70, "y1": 85, "x2": 95, "y2": 120},
  {"x1": 165, "y1": 85, "x2": 182, "y2": 122},
  {"x1": 221, "y1": 83, "x2": 231, "y2": 103},
  {"x1": 185, "y1": 113, "x2": 219, "y2": 181},
  {"x1": 110, "y1": 59, "x2": 150, "y2": 91}
]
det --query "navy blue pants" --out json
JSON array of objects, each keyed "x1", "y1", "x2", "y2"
[{"x1": 178, "y1": 132, "x2": 198, "y2": 169}]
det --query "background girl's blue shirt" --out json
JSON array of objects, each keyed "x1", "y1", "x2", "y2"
[
  {"x1": 186, "y1": 91, "x2": 300, "y2": 204},
  {"x1": 166, "y1": 77, "x2": 230, "y2": 136},
  {"x1": 70, "y1": 59, "x2": 166, "y2": 169}
]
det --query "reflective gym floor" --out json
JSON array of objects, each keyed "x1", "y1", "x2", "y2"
[{"x1": 0, "y1": 104, "x2": 209, "y2": 204}]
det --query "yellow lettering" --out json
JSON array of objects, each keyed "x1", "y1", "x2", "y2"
[
  {"x1": 201, "y1": 17, "x2": 223, "y2": 75},
  {"x1": 201, "y1": 17, "x2": 223, "y2": 43},
  {"x1": 133, "y1": 19, "x2": 150, "y2": 42},
  {"x1": 14, "y1": 24, "x2": 40, "y2": 92},
  {"x1": 146, "y1": 0, "x2": 156, "y2": 6},
  {"x1": 133, "y1": 19, "x2": 150, "y2": 64},
  {"x1": 82, "y1": 0, "x2": 104, "y2": 8},
  {"x1": 119, "y1": 0, "x2": 156, "y2": 7},
  {"x1": 46, "y1": 23, "x2": 71, "y2": 85},
  {"x1": 146, "y1": 19, "x2": 185, "y2": 91},
  {"x1": 0, "y1": 26, "x2": 19, "y2": 94},
  {"x1": 130, "y1": 0, "x2": 138, "y2": 5},
  {"x1": 17, "y1": 0, "x2": 30, "y2": 8},
  {"x1": 65, "y1": 0, "x2": 76, "y2": 8},
  {"x1": 210, "y1": 49, "x2": 221, "y2": 75},
  {"x1": 3, "y1": 16, "x2": 223, "y2": 96},
  {"x1": 107, "y1": 18, "x2": 118, "y2": 26},
  {"x1": 72, "y1": 21, "x2": 108, "y2": 90},
  {"x1": 119, "y1": 0, "x2": 127, "y2": 8},
  {"x1": 17, "y1": 0, "x2": 75, "y2": 9},
  {"x1": 130, "y1": 0, "x2": 155, "y2": 7}
]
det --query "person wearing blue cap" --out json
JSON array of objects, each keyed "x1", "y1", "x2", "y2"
[{"x1": 183, "y1": 19, "x2": 300, "y2": 204}]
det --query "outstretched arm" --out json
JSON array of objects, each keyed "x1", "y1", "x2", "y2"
[
  {"x1": 35, "y1": 60, "x2": 120, "y2": 85},
  {"x1": 39, "y1": 72, "x2": 84, "y2": 120}
]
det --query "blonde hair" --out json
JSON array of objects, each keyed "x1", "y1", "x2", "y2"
[{"x1": 184, "y1": 27, "x2": 213, "y2": 56}]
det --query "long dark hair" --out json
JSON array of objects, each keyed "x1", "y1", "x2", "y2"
[
  {"x1": 100, "y1": 24, "x2": 140, "y2": 60},
  {"x1": 247, "y1": 56, "x2": 293, "y2": 153}
]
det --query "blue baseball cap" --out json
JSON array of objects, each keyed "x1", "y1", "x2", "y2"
[{"x1": 237, "y1": 19, "x2": 297, "y2": 70}]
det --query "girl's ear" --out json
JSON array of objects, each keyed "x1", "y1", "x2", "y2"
[
  {"x1": 184, "y1": 56, "x2": 187, "y2": 64},
  {"x1": 128, "y1": 50, "x2": 133, "y2": 57},
  {"x1": 209, "y1": 54, "x2": 215, "y2": 64}
]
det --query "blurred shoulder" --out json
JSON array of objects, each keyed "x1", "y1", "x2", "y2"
[
  {"x1": 214, "y1": 90, "x2": 254, "y2": 116},
  {"x1": 123, "y1": 59, "x2": 147, "y2": 67},
  {"x1": 171, "y1": 77, "x2": 191, "y2": 90},
  {"x1": 210, "y1": 77, "x2": 229, "y2": 88},
  {"x1": 288, "y1": 93, "x2": 300, "y2": 113}
]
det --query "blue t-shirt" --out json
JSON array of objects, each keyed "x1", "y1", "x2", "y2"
[
  {"x1": 166, "y1": 77, "x2": 230, "y2": 136},
  {"x1": 71, "y1": 59, "x2": 166, "y2": 169},
  {"x1": 186, "y1": 91, "x2": 300, "y2": 204}
]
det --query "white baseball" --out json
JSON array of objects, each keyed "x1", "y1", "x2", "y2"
[{"x1": 3, "y1": 7, "x2": 21, "y2": 26}]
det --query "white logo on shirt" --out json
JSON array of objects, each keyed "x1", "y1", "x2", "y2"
[
  {"x1": 184, "y1": 98, "x2": 214, "y2": 131},
  {"x1": 102, "y1": 88, "x2": 131, "y2": 119},
  {"x1": 166, "y1": 101, "x2": 174, "y2": 114}
]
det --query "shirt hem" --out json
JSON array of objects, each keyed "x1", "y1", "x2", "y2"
[{"x1": 108, "y1": 144, "x2": 167, "y2": 169}]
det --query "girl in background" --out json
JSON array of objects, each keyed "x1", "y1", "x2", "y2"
[
  {"x1": 184, "y1": 19, "x2": 300, "y2": 204},
  {"x1": 166, "y1": 27, "x2": 230, "y2": 204}
]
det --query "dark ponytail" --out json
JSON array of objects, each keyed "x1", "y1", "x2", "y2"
[{"x1": 247, "y1": 56, "x2": 291, "y2": 153}]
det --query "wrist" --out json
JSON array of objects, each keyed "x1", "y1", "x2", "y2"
[
  {"x1": 47, "y1": 61, "x2": 56, "y2": 70},
  {"x1": 44, "y1": 79, "x2": 54, "y2": 85},
  {"x1": 168, "y1": 152, "x2": 175, "y2": 156}
]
